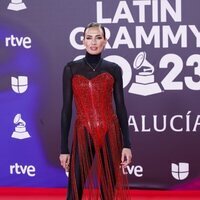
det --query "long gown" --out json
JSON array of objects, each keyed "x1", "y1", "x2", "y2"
[{"x1": 61, "y1": 53, "x2": 131, "y2": 199}]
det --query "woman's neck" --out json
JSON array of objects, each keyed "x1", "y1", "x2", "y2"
[{"x1": 85, "y1": 52, "x2": 101, "y2": 64}]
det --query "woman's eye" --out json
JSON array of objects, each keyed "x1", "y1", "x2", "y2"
[{"x1": 96, "y1": 37, "x2": 103, "y2": 39}]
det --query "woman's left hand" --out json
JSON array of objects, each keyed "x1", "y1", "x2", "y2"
[{"x1": 121, "y1": 148, "x2": 132, "y2": 168}]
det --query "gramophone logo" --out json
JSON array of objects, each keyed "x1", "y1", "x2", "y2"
[
  {"x1": 129, "y1": 52, "x2": 162, "y2": 96},
  {"x1": 11, "y1": 114, "x2": 30, "y2": 139},
  {"x1": 11, "y1": 76, "x2": 28, "y2": 93},
  {"x1": 7, "y1": 0, "x2": 27, "y2": 11}
]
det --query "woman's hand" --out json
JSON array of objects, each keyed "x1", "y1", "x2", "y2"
[
  {"x1": 121, "y1": 148, "x2": 132, "y2": 168},
  {"x1": 59, "y1": 154, "x2": 70, "y2": 171}
]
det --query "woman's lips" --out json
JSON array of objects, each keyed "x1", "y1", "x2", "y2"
[{"x1": 90, "y1": 47, "x2": 98, "y2": 51}]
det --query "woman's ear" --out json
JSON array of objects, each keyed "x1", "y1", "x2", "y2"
[
  {"x1": 103, "y1": 39, "x2": 107, "y2": 48},
  {"x1": 83, "y1": 38, "x2": 86, "y2": 47},
  {"x1": 104, "y1": 39, "x2": 107, "y2": 44}
]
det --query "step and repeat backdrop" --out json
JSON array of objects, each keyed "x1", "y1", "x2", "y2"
[{"x1": 1, "y1": 0, "x2": 200, "y2": 189}]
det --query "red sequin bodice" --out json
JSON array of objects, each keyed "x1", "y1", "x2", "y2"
[{"x1": 72, "y1": 72, "x2": 116, "y2": 141}]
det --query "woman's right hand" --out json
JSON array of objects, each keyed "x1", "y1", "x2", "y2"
[{"x1": 59, "y1": 154, "x2": 70, "y2": 171}]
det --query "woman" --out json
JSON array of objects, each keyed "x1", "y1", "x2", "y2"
[{"x1": 60, "y1": 22, "x2": 132, "y2": 199}]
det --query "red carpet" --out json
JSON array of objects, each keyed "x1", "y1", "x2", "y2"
[{"x1": 0, "y1": 188, "x2": 200, "y2": 199}]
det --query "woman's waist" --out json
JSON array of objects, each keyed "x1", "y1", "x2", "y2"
[{"x1": 76, "y1": 111, "x2": 117, "y2": 124}]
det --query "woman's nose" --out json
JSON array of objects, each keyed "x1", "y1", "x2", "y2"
[{"x1": 91, "y1": 38, "x2": 96, "y2": 44}]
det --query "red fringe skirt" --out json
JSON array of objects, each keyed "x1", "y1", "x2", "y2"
[{"x1": 68, "y1": 114, "x2": 131, "y2": 199}]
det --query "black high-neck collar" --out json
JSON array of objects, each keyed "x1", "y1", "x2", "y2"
[{"x1": 85, "y1": 52, "x2": 101, "y2": 64}]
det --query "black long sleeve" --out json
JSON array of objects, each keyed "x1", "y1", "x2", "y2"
[
  {"x1": 113, "y1": 65, "x2": 131, "y2": 148},
  {"x1": 61, "y1": 64, "x2": 73, "y2": 154}
]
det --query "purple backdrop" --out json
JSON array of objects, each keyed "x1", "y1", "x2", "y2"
[{"x1": 0, "y1": 0, "x2": 200, "y2": 189}]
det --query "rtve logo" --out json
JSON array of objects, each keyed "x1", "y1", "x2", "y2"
[
  {"x1": 171, "y1": 162, "x2": 189, "y2": 180},
  {"x1": 5, "y1": 35, "x2": 32, "y2": 49},
  {"x1": 10, "y1": 163, "x2": 36, "y2": 177},
  {"x1": 122, "y1": 165, "x2": 143, "y2": 177}
]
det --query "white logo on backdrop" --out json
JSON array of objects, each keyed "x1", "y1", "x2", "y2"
[
  {"x1": 7, "y1": 0, "x2": 27, "y2": 11},
  {"x1": 171, "y1": 162, "x2": 189, "y2": 180},
  {"x1": 12, "y1": 114, "x2": 30, "y2": 139},
  {"x1": 129, "y1": 52, "x2": 162, "y2": 96},
  {"x1": 10, "y1": 163, "x2": 36, "y2": 177},
  {"x1": 11, "y1": 76, "x2": 28, "y2": 93},
  {"x1": 122, "y1": 165, "x2": 143, "y2": 177},
  {"x1": 5, "y1": 35, "x2": 32, "y2": 49}
]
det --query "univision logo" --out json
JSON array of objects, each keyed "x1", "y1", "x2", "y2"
[
  {"x1": 11, "y1": 76, "x2": 28, "y2": 93},
  {"x1": 171, "y1": 162, "x2": 189, "y2": 180}
]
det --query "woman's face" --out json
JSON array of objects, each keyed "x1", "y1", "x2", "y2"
[{"x1": 83, "y1": 27, "x2": 107, "y2": 55}]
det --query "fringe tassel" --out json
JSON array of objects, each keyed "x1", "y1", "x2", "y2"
[{"x1": 69, "y1": 115, "x2": 131, "y2": 199}]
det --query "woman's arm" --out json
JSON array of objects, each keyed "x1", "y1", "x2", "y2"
[
  {"x1": 113, "y1": 64, "x2": 132, "y2": 167},
  {"x1": 60, "y1": 64, "x2": 73, "y2": 154},
  {"x1": 113, "y1": 64, "x2": 131, "y2": 149}
]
